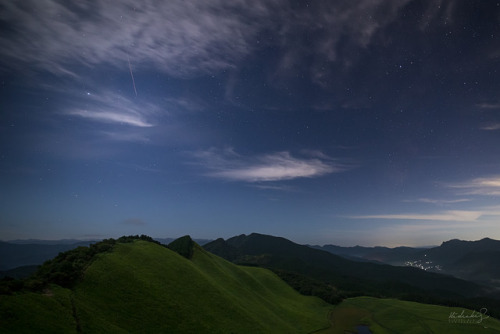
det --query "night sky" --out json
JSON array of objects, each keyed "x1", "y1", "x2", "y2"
[{"x1": 1, "y1": 1, "x2": 500, "y2": 246}]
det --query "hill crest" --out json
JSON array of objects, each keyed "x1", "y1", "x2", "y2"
[{"x1": 1, "y1": 237, "x2": 333, "y2": 333}]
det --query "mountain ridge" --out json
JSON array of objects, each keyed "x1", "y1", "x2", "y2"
[
  {"x1": 204, "y1": 233, "x2": 500, "y2": 315},
  {"x1": 0, "y1": 236, "x2": 333, "y2": 333}
]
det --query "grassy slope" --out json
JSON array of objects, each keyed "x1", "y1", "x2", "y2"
[
  {"x1": 0, "y1": 285, "x2": 76, "y2": 333},
  {"x1": 319, "y1": 296, "x2": 500, "y2": 334},
  {"x1": 3, "y1": 240, "x2": 500, "y2": 333},
  {"x1": 71, "y1": 241, "x2": 332, "y2": 333}
]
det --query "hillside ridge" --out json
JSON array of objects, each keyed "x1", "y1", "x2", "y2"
[{"x1": 0, "y1": 236, "x2": 332, "y2": 333}]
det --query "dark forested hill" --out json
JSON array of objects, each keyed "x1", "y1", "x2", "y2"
[
  {"x1": 311, "y1": 237, "x2": 500, "y2": 290},
  {"x1": 204, "y1": 233, "x2": 499, "y2": 304},
  {"x1": 311, "y1": 244, "x2": 424, "y2": 265},
  {"x1": 407, "y1": 238, "x2": 500, "y2": 288},
  {"x1": 0, "y1": 241, "x2": 94, "y2": 271}
]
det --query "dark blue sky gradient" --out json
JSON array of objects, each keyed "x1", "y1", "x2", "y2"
[{"x1": 1, "y1": 0, "x2": 500, "y2": 245}]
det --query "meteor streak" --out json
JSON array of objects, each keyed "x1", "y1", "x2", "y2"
[{"x1": 127, "y1": 55, "x2": 138, "y2": 97}]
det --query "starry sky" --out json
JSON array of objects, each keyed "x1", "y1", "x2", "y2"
[{"x1": 1, "y1": 0, "x2": 500, "y2": 246}]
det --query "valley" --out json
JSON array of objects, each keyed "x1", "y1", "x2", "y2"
[{"x1": 313, "y1": 238, "x2": 500, "y2": 290}]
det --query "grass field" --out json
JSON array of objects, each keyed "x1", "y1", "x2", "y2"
[
  {"x1": 1, "y1": 240, "x2": 332, "y2": 333},
  {"x1": 73, "y1": 241, "x2": 333, "y2": 333},
  {"x1": 0, "y1": 285, "x2": 76, "y2": 333},
  {"x1": 317, "y1": 296, "x2": 500, "y2": 334},
  {"x1": 4, "y1": 240, "x2": 500, "y2": 333}
]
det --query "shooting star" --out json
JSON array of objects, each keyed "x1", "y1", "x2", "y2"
[{"x1": 127, "y1": 55, "x2": 138, "y2": 97}]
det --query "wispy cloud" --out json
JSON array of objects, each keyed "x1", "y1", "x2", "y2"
[
  {"x1": 403, "y1": 198, "x2": 471, "y2": 205},
  {"x1": 251, "y1": 184, "x2": 296, "y2": 192},
  {"x1": 1, "y1": 0, "x2": 414, "y2": 79},
  {"x1": 366, "y1": 218, "x2": 500, "y2": 247},
  {"x1": 478, "y1": 102, "x2": 500, "y2": 130},
  {"x1": 480, "y1": 123, "x2": 500, "y2": 131},
  {"x1": 30, "y1": 85, "x2": 208, "y2": 159},
  {"x1": 447, "y1": 175, "x2": 500, "y2": 196},
  {"x1": 0, "y1": 1, "x2": 272, "y2": 77},
  {"x1": 100, "y1": 131, "x2": 151, "y2": 143},
  {"x1": 68, "y1": 109, "x2": 153, "y2": 128},
  {"x1": 349, "y1": 210, "x2": 482, "y2": 222},
  {"x1": 477, "y1": 103, "x2": 500, "y2": 109},
  {"x1": 63, "y1": 91, "x2": 157, "y2": 128},
  {"x1": 191, "y1": 148, "x2": 345, "y2": 182},
  {"x1": 164, "y1": 97, "x2": 206, "y2": 113},
  {"x1": 273, "y1": 0, "x2": 412, "y2": 83}
]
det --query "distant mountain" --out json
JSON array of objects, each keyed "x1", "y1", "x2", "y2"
[
  {"x1": 204, "y1": 233, "x2": 495, "y2": 302},
  {"x1": 0, "y1": 265, "x2": 38, "y2": 279},
  {"x1": 0, "y1": 236, "x2": 332, "y2": 333},
  {"x1": 311, "y1": 244, "x2": 424, "y2": 265},
  {"x1": 6, "y1": 239, "x2": 98, "y2": 245},
  {"x1": 414, "y1": 238, "x2": 500, "y2": 265},
  {"x1": 0, "y1": 240, "x2": 95, "y2": 271},
  {"x1": 154, "y1": 237, "x2": 212, "y2": 246},
  {"x1": 406, "y1": 238, "x2": 500, "y2": 288},
  {"x1": 312, "y1": 238, "x2": 500, "y2": 289}
]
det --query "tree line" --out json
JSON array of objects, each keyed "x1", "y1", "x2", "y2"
[{"x1": 0, "y1": 235, "x2": 165, "y2": 294}]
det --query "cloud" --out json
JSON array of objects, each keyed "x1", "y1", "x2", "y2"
[
  {"x1": 0, "y1": 0, "x2": 414, "y2": 79},
  {"x1": 367, "y1": 218, "x2": 500, "y2": 247},
  {"x1": 477, "y1": 103, "x2": 500, "y2": 109},
  {"x1": 29, "y1": 85, "x2": 209, "y2": 159},
  {"x1": 480, "y1": 123, "x2": 500, "y2": 131},
  {"x1": 0, "y1": 0, "x2": 273, "y2": 77},
  {"x1": 447, "y1": 176, "x2": 500, "y2": 196},
  {"x1": 192, "y1": 148, "x2": 344, "y2": 182},
  {"x1": 349, "y1": 210, "x2": 483, "y2": 222},
  {"x1": 68, "y1": 109, "x2": 153, "y2": 127},
  {"x1": 164, "y1": 97, "x2": 206, "y2": 112},
  {"x1": 121, "y1": 218, "x2": 147, "y2": 226},
  {"x1": 63, "y1": 91, "x2": 157, "y2": 128},
  {"x1": 403, "y1": 198, "x2": 471, "y2": 205},
  {"x1": 272, "y1": 0, "x2": 412, "y2": 83},
  {"x1": 251, "y1": 184, "x2": 296, "y2": 192},
  {"x1": 101, "y1": 131, "x2": 151, "y2": 143}
]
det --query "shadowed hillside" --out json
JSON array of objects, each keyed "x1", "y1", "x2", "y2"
[
  {"x1": 313, "y1": 238, "x2": 500, "y2": 289},
  {"x1": 204, "y1": 233, "x2": 500, "y2": 317}
]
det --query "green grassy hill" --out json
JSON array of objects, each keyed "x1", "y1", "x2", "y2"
[
  {"x1": 0, "y1": 239, "x2": 332, "y2": 333},
  {"x1": 4, "y1": 236, "x2": 500, "y2": 333},
  {"x1": 319, "y1": 296, "x2": 500, "y2": 334}
]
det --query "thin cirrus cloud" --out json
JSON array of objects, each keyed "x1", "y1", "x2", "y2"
[
  {"x1": 100, "y1": 131, "x2": 151, "y2": 143},
  {"x1": 370, "y1": 219, "x2": 499, "y2": 246},
  {"x1": 252, "y1": 184, "x2": 296, "y2": 192},
  {"x1": 1, "y1": 0, "x2": 418, "y2": 78},
  {"x1": 477, "y1": 103, "x2": 500, "y2": 110},
  {"x1": 349, "y1": 210, "x2": 483, "y2": 222},
  {"x1": 403, "y1": 198, "x2": 471, "y2": 205},
  {"x1": 67, "y1": 109, "x2": 153, "y2": 128},
  {"x1": 446, "y1": 175, "x2": 500, "y2": 196},
  {"x1": 480, "y1": 123, "x2": 500, "y2": 131},
  {"x1": 63, "y1": 90, "x2": 157, "y2": 128},
  {"x1": 0, "y1": 0, "x2": 272, "y2": 77},
  {"x1": 348, "y1": 175, "x2": 500, "y2": 223},
  {"x1": 478, "y1": 103, "x2": 500, "y2": 130},
  {"x1": 192, "y1": 148, "x2": 344, "y2": 183}
]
